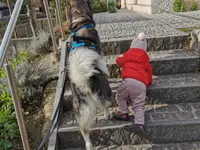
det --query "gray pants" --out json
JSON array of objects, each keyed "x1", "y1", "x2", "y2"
[{"x1": 116, "y1": 78, "x2": 146, "y2": 124}]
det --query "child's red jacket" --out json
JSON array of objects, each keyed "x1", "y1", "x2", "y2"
[{"x1": 116, "y1": 48, "x2": 152, "y2": 86}]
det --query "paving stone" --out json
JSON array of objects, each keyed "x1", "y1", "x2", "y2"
[
  {"x1": 191, "y1": 103, "x2": 200, "y2": 111},
  {"x1": 175, "y1": 103, "x2": 193, "y2": 112},
  {"x1": 94, "y1": 10, "x2": 150, "y2": 24},
  {"x1": 193, "y1": 111, "x2": 200, "y2": 119},
  {"x1": 152, "y1": 104, "x2": 179, "y2": 113},
  {"x1": 148, "y1": 113, "x2": 166, "y2": 122}
]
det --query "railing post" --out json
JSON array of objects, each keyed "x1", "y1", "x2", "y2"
[
  {"x1": 5, "y1": 63, "x2": 30, "y2": 150},
  {"x1": 26, "y1": 5, "x2": 36, "y2": 37},
  {"x1": 55, "y1": 8, "x2": 59, "y2": 26},
  {"x1": 55, "y1": 0, "x2": 65, "y2": 40},
  {"x1": 6, "y1": 0, "x2": 18, "y2": 38},
  {"x1": 43, "y1": 0, "x2": 58, "y2": 52}
]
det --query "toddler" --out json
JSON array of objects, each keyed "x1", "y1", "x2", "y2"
[{"x1": 113, "y1": 33, "x2": 152, "y2": 136}]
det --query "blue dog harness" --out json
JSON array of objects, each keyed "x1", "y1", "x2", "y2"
[{"x1": 70, "y1": 24, "x2": 97, "y2": 52}]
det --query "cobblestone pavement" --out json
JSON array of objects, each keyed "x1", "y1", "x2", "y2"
[
  {"x1": 94, "y1": 10, "x2": 200, "y2": 40},
  {"x1": 94, "y1": 9, "x2": 150, "y2": 24}
]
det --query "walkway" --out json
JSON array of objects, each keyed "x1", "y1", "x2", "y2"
[
  {"x1": 94, "y1": 10, "x2": 200, "y2": 40},
  {"x1": 93, "y1": 9, "x2": 150, "y2": 24}
]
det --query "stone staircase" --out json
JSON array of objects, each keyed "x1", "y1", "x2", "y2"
[
  {"x1": 125, "y1": 0, "x2": 152, "y2": 14},
  {"x1": 49, "y1": 29, "x2": 200, "y2": 150},
  {"x1": 124, "y1": 0, "x2": 172, "y2": 15}
]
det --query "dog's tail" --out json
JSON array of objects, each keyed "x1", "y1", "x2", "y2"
[{"x1": 68, "y1": 47, "x2": 109, "y2": 92}]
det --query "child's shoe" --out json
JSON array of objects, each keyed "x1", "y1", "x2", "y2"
[
  {"x1": 133, "y1": 124, "x2": 150, "y2": 139},
  {"x1": 113, "y1": 111, "x2": 130, "y2": 121}
]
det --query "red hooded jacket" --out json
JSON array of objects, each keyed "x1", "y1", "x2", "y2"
[{"x1": 116, "y1": 48, "x2": 152, "y2": 86}]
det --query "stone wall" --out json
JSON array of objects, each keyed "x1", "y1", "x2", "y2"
[
  {"x1": 151, "y1": 0, "x2": 173, "y2": 14},
  {"x1": 152, "y1": 0, "x2": 200, "y2": 13},
  {"x1": 0, "y1": 18, "x2": 56, "y2": 39},
  {"x1": 184, "y1": 0, "x2": 200, "y2": 11},
  {"x1": 122, "y1": 0, "x2": 200, "y2": 14}
]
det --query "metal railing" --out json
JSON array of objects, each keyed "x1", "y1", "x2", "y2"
[
  {"x1": 0, "y1": 0, "x2": 65, "y2": 149},
  {"x1": 0, "y1": 0, "x2": 24, "y2": 67}
]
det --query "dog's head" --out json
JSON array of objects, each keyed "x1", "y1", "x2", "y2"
[
  {"x1": 66, "y1": 0, "x2": 94, "y2": 31},
  {"x1": 66, "y1": 0, "x2": 101, "y2": 54}
]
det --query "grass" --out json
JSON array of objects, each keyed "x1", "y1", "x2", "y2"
[{"x1": 179, "y1": 27, "x2": 200, "y2": 33}]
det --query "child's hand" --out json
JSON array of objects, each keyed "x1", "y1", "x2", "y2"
[
  {"x1": 119, "y1": 54, "x2": 124, "y2": 57},
  {"x1": 152, "y1": 75, "x2": 158, "y2": 79}
]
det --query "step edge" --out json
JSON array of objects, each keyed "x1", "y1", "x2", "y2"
[
  {"x1": 64, "y1": 84, "x2": 200, "y2": 96},
  {"x1": 105, "y1": 53, "x2": 200, "y2": 64},
  {"x1": 58, "y1": 118, "x2": 200, "y2": 133},
  {"x1": 100, "y1": 34, "x2": 189, "y2": 42}
]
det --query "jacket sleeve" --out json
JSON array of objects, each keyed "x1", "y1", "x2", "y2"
[
  {"x1": 116, "y1": 55, "x2": 125, "y2": 67},
  {"x1": 147, "y1": 63, "x2": 153, "y2": 85}
]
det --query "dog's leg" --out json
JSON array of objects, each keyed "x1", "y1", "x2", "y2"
[
  {"x1": 79, "y1": 103, "x2": 95, "y2": 150},
  {"x1": 80, "y1": 128, "x2": 93, "y2": 150},
  {"x1": 104, "y1": 101, "x2": 112, "y2": 120},
  {"x1": 104, "y1": 107, "x2": 110, "y2": 119}
]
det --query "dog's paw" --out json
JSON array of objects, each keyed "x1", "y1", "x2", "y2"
[
  {"x1": 105, "y1": 113, "x2": 113, "y2": 120},
  {"x1": 95, "y1": 117, "x2": 98, "y2": 123},
  {"x1": 86, "y1": 143, "x2": 93, "y2": 150}
]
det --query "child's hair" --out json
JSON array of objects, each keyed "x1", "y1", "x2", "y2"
[{"x1": 130, "y1": 33, "x2": 147, "y2": 51}]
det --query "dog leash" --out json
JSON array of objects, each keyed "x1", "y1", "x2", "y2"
[{"x1": 35, "y1": 41, "x2": 70, "y2": 150}]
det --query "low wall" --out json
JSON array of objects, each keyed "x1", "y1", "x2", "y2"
[
  {"x1": 123, "y1": 0, "x2": 200, "y2": 14},
  {"x1": 3, "y1": 38, "x2": 33, "y2": 58},
  {"x1": 151, "y1": 0, "x2": 173, "y2": 14},
  {"x1": 184, "y1": 0, "x2": 200, "y2": 11},
  {"x1": 0, "y1": 18, "x2": 57, "y2": 39},
  {"x1": 152, "y1": 0, "x2": 200, "y2": 13}
]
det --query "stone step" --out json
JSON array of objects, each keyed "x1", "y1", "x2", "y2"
[
  {"x1": 61, "y1": 142, "x2": 200, "y2": 150},
  {"x1": 137, "y1": 0, "x2": 151, "y2": 5},
  {"x1": 58, "y1": 102, "x2": 200, "y2": 149},
  {"x1": 127, "y1": 4, "x2": 152, "y2": 14},
  {"x1": 63, "y1": 73, "x2": 200, "y2": 111},
  {"x1": 100, "y1": 34, "x2": 189, "y2": 56},
  {"x1": 104, "y1": 49, "x2": 200, "y2": 78}
]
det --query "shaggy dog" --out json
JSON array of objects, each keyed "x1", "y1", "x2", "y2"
[{"x1": 66, "y1": 0, "x2": 112, "y2": 149}]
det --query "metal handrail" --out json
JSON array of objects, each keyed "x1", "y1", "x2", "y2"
[
  {"x1": 0, "y1": 0, "x2": 24, "y2": 68},
  {"x1": 0, "y1": 0, "x2": 31, "y2": 149},
  {"x1": 0, "y1": 0, "x2": 65, "y2": 149}
]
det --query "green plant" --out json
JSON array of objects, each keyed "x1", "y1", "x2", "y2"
[
  {"x1": 0, "y1": 90, "x2": 18, "y2": 150},
  {"x1": 0, "y1": 51, "x2": 28, "y2": 149},
  {"x1": 0, "y1": 109, "x2": 18, "y2": 150},
  {"x1": 91, "y1": 0, "x2": 107, "y2": 13},
  {"x1": 61, "y1": 10, "x2": 67, "y2": 22},
  {"x1": 0, "y1": 52, "x2": 27, "y2": 80},
  {"x1": 191, "y1": 0, "x2": 198, "y2": 11},
  {"x1": 0, "y1": 85, "x2": 13, "y2": 112},
  {"x1": 173, "y1": 0, "x2": 185, "y2": 12},
  {"x1": 0, "y1": 139, "x2": 12, "y2": 150},
  {"x1": 12, "y1": 52, "x2": 28, "y2": 68},
  {"x1": 28, "y1": 31, "x2": 50, "y2": 54},
  {"x1": 108, "y1": 0, "x2": 117, "y2": 13}
]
